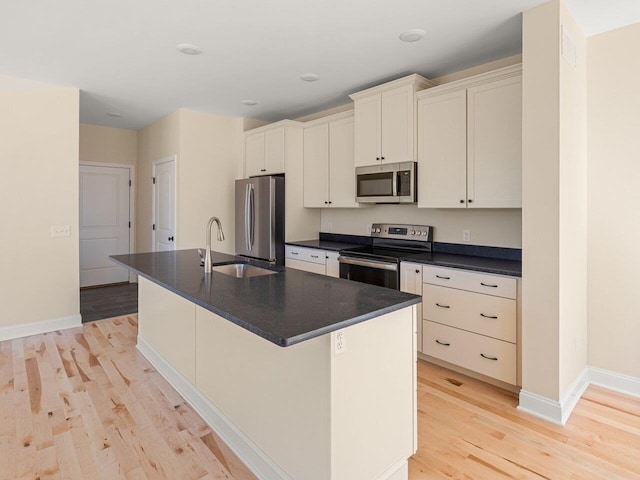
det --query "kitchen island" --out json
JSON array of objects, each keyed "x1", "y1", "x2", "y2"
[{"x1": 111, "y1": 249, "x2": 421, "y2": 480}]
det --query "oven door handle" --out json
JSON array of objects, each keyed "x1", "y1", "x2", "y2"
[{"x1": 338, "y1": 256, "x2": 398, "y2": 271}]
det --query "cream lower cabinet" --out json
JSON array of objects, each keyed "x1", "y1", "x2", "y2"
[
  {"x1": 303, "y1": 112, "x2": 359, "y2": 208},
  {"x1": 417, "y1": 64, "x2": 522, "y2": 209},
  {"x1": 400, "y1": 262, "x2": 423, "y2": 353},
  {"x1": 285, "y1": 245, "x2": 340, "y2": 278},
  {"x1": 421, "y1": 265, "x2": 518, "y2": 385}
]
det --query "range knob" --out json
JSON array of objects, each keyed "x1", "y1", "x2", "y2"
[
  {"x1": 375, "y1": 228, "x2": 381, "y2": 233},
  {"x1": 410, "y1": 230, "x2": 415, "y2": 235},
  {"x1": 421, "y1": 231, "x2": 427, "y2": 236}
]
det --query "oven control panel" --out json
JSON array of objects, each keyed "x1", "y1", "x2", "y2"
[{"x1": 370, "y1": 223, "x2": 433, "y2": 241}]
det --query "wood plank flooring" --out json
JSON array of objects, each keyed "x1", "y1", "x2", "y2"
[
  {"x1": 0, "y1": 315, "x2": 257, "y2": 480},
  {"x1": 1, "y1": 314, "x2": 639, "y2": 479},
  {"x1": 410, "y1": 361, "x2": 640, "y2": 479}
]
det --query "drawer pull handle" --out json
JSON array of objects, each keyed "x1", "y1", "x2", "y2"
[
  {"x1": 435, "y1": 339, "x2": 450, "y2": 346},
  {"x1": 481, "y1": 282, "x2": 498, "y2": 288},
  {"x1": 480, "y1": 313, "x2": 498, "y2": 319},
  {"x1": 311, "y1": 255, "x2": 319, "y2": 258},
  {"x1": 480, "y1": 353, "x2": 498, "y2": 361},
  {"x1": 435, "y1": 303, "x2": 450, "y2": 309},
  {"x1": 291, "y1": 252, "x2": 299, "y2": 255},
  {"x1": 436, "y1": 275, "x2": 450, "y2": 280}
]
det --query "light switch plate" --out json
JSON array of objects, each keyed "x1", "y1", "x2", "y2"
[{"x1": 51, "y1": 225, "x2": 71, "y2": 237}]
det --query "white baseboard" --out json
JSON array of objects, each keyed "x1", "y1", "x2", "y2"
[
  {"x1": 136, "y1": 336, "x2": 292, "y2": 480},
  {"x1": 518, "y1": 365, "x2": 640, "y2": 425},
  {"x1": 589, "y1": 366, "x2": 640, "y2": 398},
  {"x1": 0, "y1": 314, "x2": 82, "y2": 342}
]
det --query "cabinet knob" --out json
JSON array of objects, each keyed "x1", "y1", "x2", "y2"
[
  {"x1": 468, "y1": 199, "x2": 473, "y2": 203},
  {"x1": 328, "y1": 201, "x2": 332, "y2": 204},
  {"x1": 324, "y1": 201, "x2": 328, "y2": 204},
  {"x1": 376, "y1": 157, "x2": 380, "y2": 161},
  {"x1": 460, "y1": 199, "x2": 465, "y2": 204},
  {"x1": 261, "y1": 168, "x2": 266, "y2": 172},
  {"x1": 381, "y1": 156, "x2": 385, "y2": 160},
  {"x1": 168, "y1": 236, "x2": 174, "y2": 241},
  {"x1": 415, "y1": 270, "x2": 420, "y2": 274}
]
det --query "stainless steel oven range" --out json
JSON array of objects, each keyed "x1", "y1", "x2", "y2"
[{"x1": 338, "y1": 223, "x2": 432, "y2": 290}]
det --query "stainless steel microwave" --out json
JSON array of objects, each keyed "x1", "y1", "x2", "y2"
[{"x1": 356, "y1": 162, "x2": 417, "y2": 204}]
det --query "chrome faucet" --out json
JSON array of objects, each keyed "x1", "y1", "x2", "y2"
[{"x1": 204, "y1": 217, "x2": 225, "y2": 274}]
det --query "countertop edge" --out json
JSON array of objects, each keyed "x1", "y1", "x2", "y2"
[{"x1": 111, "y1": 255, "x2": 421, "y2": 347}]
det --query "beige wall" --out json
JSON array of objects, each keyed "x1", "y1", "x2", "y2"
[
  {"x1": 322, "y1": 207, "x2": 522, "y2": 247},
  {"x1": 177, "y1": 109, "x2": 243, "y2": 252},
  {"x1": 136, "y1": 111, "x2": 180, "y2": 253},
  {"x1": 137, "y1": 109, "x2": 242, "y2": 254},
  {"x1": 558, "y1": 4, "x2": 588, "y2": 398},
  {"x1": 587, "y1": 22, "x2": 640, "y2": 379},
  {"x1": 521, "y1": 1, "x2": 561, "y2": 401},
  {"x1": 0, "y1": 77, "x2": 80, "y2": 327},
  {"x1": 521, "y1": 0, "x2": 588, "y2": 402},
  {"x1": 79, "y1": 124, "x2": 137, "y2": 165}
]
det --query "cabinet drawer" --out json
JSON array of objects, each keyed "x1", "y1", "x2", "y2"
[
  {"x1": 423, "y1": 321, "x2": 516, "y2": 384},
  {"x1": 422, "y1": 265, "x2": 516, "y2": 299},
  {"x1": 422, "y1": 284, "x2": 516, "y2": 343},
  {"x1": 285, "y1": 245, "x2": 326, "y2": 265},
  {"x1": 285, "y1": 258, "x2": 326, "y2": 275}
]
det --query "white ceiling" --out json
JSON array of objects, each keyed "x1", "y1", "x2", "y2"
[{"x1": 2, "y1": 0, "x2": 638, "y2": 130}]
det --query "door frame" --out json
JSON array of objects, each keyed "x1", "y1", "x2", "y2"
[
  {"x1": 79, "y1": 161, "x2": 136, "y2": 283},
  {"x1": 152, "y1": 155, "x2": 178, "y2": 252}
]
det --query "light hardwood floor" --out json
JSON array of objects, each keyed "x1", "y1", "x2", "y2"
[{"x1": 1, "y1": 315, "x2": 639, "y2": 479}]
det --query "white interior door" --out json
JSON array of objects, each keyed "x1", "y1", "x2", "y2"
[
  {"x1": 79, "y1": 164, "x2": 131, "y2": 287},
  {"x1": 153, "y1": 158, "x2": 176, "y2": 251}
]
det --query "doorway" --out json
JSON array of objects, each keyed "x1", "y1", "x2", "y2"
[
  {"x1": 79, "y1": 163, "x2": 135, "y2": 287},
  {"x1": 152, "y1": 156, "x2": 176, "y2": 251}
]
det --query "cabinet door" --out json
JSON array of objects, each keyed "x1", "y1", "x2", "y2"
[
  {"x1": 326, "y1": 251, "x2": 340, "y2": 278},
  {"x1": 400, "y1": 262, "x2": 423, "y2": 353},
  {"x1": 264, "y1": 127, "x2": 286, "y2": 174},
  {"x1": 353, "y1": 95, "x2": 381, "y2": 167},
  {"x1": 328, "y1": 115, "x2": 359, "y2": 208},
  {"x1": 303, "y1": 124, "x2": 329, "y2": 207},
  {"x1": 467, "y1": 76, "x2": 522, "y2": 208},
  {"x1": 417, "y1": 90, "x2": 468, "y2": 208},
  {"x1": 381, "y1": 85, "x2": 414, "y2": 163},
  {"x1": 245, "y1": 132, "x2": 265, "y2": 177}
]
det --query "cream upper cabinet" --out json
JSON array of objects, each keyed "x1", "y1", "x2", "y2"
[
  {"x1": 245, "y1": 124, "x2": 287, "y2": 177},
  {"x1": 303, "y1": 112, "x2": 358, "y2": 208},
  {"x1": 417, "y1": 64, "x2": 522, "y2": 209},
  {"x1": 350, "y1": 74, "x2": 435, "y2": 168}
]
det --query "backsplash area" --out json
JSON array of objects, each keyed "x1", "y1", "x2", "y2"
[{"x1": 320, "y1": 205, "x2": 522, "y2": 249}]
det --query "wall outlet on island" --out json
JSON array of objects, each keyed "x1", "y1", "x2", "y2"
[
  {"x1": 463, "y1": 229, "x2": 471, "y2": 242},
  {"x1": 334, "y1": 330, "x2": 346, "y2": 355}
]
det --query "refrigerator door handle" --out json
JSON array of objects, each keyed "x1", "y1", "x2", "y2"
[
  {"x1": 249, "y1": 183, "x2": 255, "y2": 251},
  {"x1": 245, "y1": 184, "x2": 251, "y2": 251}
]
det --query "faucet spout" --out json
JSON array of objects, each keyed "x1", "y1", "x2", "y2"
[{"x1": 204, "y1": 217, "x2": 225, "y2": 274}]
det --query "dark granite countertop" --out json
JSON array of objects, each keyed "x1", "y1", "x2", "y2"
[
  {"x1": 285, "y1": 239, "x2": 364, "y2": 252},
  {"x1": 286, "y1": 236, "x2": 521, "y2": 277},
  {"x1": 110, "y1": 249, "x2": 420, "y2": 347}
]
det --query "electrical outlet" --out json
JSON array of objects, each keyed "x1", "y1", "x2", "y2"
[
  {"x1": 334, "y1": 330, "x2": 346, "y2": 355},
  {"x1": 51, "y1": 225, "x2": 71, "y2": 237},
  {"x1": 463, "y1": 229, "x2": 470, "y2": 242}
]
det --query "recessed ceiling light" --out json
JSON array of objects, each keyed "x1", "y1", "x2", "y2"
[
  {"x1": 399, "y1": 29, "x2": 426, "y2": 43},
  {"x1": 300, "y1": 73, "x2": 320, "y2": 82},
  {"x1": 241, "y1": 100, "x2": 257, "y2": 106},
  {"x1": 106, "y1": 112, "x2": 122, "y2": 117},
  {"x1": 177, "y1": 43, "x2": 202, "y2": 55}
]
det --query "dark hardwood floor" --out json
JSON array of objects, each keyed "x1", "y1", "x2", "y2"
[{"x1": 80, "y1": 282, "x2": 138, "y2": 322}]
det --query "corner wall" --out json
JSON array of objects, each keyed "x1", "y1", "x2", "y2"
[
  {"x1": 587, "y1": 22, "x2": 640, "y2": 380},
  {"x1": 0, "y1": 77, "x2": 80, "y2": 329},
  {"x1": 520, "y1": 0, "x2": 588, "y2": 422}
]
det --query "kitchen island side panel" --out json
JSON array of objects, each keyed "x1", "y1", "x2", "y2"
[
  {"x1": 195, "y1": 306, "x2": 332, "y2": 480},
  {"x1": 138, "y1": 277, "x2": 196, "y2": 383}
]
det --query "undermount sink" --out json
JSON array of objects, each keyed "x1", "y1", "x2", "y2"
[{"x1": 211, "y1": 263, "x2": 278, "y2": 278}]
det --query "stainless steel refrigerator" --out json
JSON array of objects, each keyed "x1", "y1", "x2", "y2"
[{"x1": 235, "y1": 175, "x2": 285, "y2": 265}]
